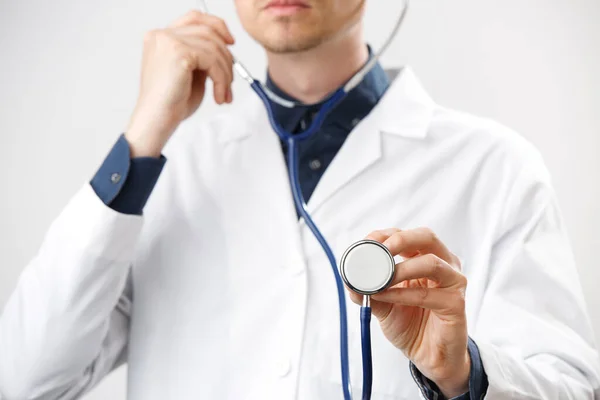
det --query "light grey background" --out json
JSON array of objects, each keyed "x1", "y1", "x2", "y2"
[{"x1": 1, "y1": 1, "x2": 599, "y2": 399}]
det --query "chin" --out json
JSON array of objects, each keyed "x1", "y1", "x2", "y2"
[
  {"x1": 255, "y1": 25, "x2": 326, "y2": 53},
  {"x1": 261, "y1": 37, "x2": 324, "y2": 54}
]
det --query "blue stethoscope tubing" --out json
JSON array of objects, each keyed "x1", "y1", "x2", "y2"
[
  {"x1": 253, "y1": 82, "x2": 359, "y2": 400},
  {"x1": 255, "y1": 82, "x2": 374, "y2": 400},
  {"x1": 197, "y1": 1, "x2": 410, "y2": 399}
]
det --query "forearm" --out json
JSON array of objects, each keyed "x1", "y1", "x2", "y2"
[{"x1": 0, "y1": 184, "x2": 143, "y2": 399}]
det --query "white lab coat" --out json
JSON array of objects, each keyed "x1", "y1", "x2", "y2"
[{"x1": 1, "y1": 66, "x2": 599, "y2": 400}]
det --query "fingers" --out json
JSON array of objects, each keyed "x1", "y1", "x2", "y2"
[
  {"x1": 351, "y1": 227, "x2": 466, "y2": 316},
  {"x1": 365, "y1": 228, "x2": 400, "y2": 243},
  {"x1": 167, "y1": 10, "x2": 235, "y2": 104},
  {"x1": 173, "y1": 25, "x2": 233, "y2": 104},
  {"x1": 385, "y1": 228, "x2": 454, "y2": 264},
  {"x1": 366, "y1": 228, "x2": 420, "y2": 258},
  {"x1": 371, "y1": 286, "x2": 466, "y2": 314},
  {"x1": 185, "y1": 42, "x2": 232, "y2": 104},
  {"x1": 391, "y1": 253, "x2": 466, "y2": 288},
  {"x1": 368, "y1": 227, "x2": 457, "y2": 266},
  {"x1": 174, "y1": 25, "x2": 234, "y2": 66},
  {"x1": 169, "y1": 10, "x2": 235, "y2": 44}
]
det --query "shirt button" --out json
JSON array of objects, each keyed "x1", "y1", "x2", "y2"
[
  {"x1": 276, "y1": 358, "x2": 291, "y2": 377},
  {"x1": 110, "y1": 173, "x2": 122, "y2": 184},
  {"x1": 309, "y1": 159, "x2": 322, "y2": 171}
]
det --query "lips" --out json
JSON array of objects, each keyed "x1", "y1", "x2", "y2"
[
  {"x1": 263, "y1": 0, "x2": 311, "y2": 11},
  {"x1": 265, "y1": 0, "x2": 310, "y2": 8}
]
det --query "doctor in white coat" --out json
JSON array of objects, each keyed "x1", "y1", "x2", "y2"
[{"x1": 1, "y1": 1, "x2": 599, "y2": 399}]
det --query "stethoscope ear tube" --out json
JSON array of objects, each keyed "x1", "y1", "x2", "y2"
[
  {"x1": 286, "y1": 138, "x2": 353, "y2": 400},
  {"x1": 198, "y1": 1, "x2": 409, "y2": 398},
  {"x1": 251, "y1": 81, "x2": 347, "y2": 142},
  {"x1": 198, "y1": 0, "x2": 410, "y2": 110}
]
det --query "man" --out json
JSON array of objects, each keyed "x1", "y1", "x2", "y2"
[{"x1": 1, "y1": 1, "x2": 599, "y2": 399}]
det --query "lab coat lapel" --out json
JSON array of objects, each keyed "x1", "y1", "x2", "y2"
[
  {"x1": 306, "y1": 66, "x2": 434, "y2": 216},
  {"x1": 220, "y1": 67, "x2": 434, "y2": 225},
  {"x1": 305, "y1": 118, "x2": 383, "y2": 216},
  {"x1": 219, "y1": 96, "x2": 305, "y2": 248}
]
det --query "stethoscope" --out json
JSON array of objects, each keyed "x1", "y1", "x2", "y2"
[{"x1": 197, "y1": 2, "x2": 409, "y2": 399}]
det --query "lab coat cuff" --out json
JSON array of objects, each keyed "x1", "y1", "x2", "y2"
[{"x1": 409, "y1": 337, "x2": 489, "y2": 399}]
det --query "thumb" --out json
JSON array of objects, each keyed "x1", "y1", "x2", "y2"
[{"x1": 369, "y1": 298, "x2": 393, "y2": 321}]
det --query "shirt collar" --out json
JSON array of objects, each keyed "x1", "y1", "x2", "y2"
[{"x1": 265, "y1": 45, "x2": 390, "y2": 134}]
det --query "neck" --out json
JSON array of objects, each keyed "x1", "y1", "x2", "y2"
[{"x1": 266, "y1": 25, "x2": 368, "y2": 104}]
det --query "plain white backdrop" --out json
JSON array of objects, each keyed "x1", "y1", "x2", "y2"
[{"x1": 1, "y1": 0, "x2": 599, "y2": 399}]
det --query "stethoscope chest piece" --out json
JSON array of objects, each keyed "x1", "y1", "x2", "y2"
[{"x1": 340, "y1": 240, "x2": 396, "y2": 296}]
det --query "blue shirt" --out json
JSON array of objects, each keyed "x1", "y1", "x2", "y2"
[
  {"x1": 265, "y1": 60, "x2": 389, "y2": 203},
  {"x1": 90, "y1": 52, "x2": 488, "y2": 399}
]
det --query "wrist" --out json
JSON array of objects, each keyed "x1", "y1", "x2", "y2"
[
  {"x1": 125, "y1": 113, "x2": 178, "y2": 158},
  {"x1": 124, "y1": 133, "x2": 164, "y2": 158},
  {"x1": 430, "y1": 351, "x2": 471, "y2": 398}
]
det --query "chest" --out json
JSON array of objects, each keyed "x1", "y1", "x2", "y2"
[{"x1": 124, "y1": 126, "x2": 501, "y2": 399}]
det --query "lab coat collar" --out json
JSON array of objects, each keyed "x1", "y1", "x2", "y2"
[
  {"x1": 263, "y1": 45, "x2": 390, "y2": 134},
  {"x1": 370, "y1": 65, "x2": 435, "y2": 139},
  {"x1": 306, "y1": 66, "x2": 435, "y2": 214},
  {"x1": 218, "y1": 66, "x2": 436, "y2": 217},
  {"x1": 225, "y1": 65, "x2": 434, "y2": 143}
]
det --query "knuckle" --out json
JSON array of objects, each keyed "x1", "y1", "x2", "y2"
[
  {"x1": 196, "y1": 24, "x2": 212, "y2": 36},
  {"x1": 155, "y1": 29, "x2": 173, "y2": 45},
  {"x1": 206, "y1": 15, "x2": 227, "y2": 29},
  {"x1": 457, "y1": 272, "x2": 468, "y2": 287},
  {"x1": 421, "y1": 227, "x2": 438, "y2": 242},
  {"x1": 186, "y1": 9, "x2": 204, "y2": 21},
  {"x1": 366, "y1": 230, "x2": 380, "y2": 239},
  {"x1": 452, "y1": 289, "x2": 466, "y2": 311},
  {"x1": 179, "y1": 54, "x2": 194, "y2": 71},
  {"x1": 175, "y1": 47, "x2": 195, "y2": 70},
  {"x1": 427, "y1": 254, "x2": 443, "y2": 274},
  {"x1": 171, "y1": 40, "x2": 187, "y2": 55},
  {"x1": 205, "y1": 40, "x2": 218, "y2": 53},
  {"x1": 389, "y1": 232, "x2": 404, "y2": 248},
  {"x1": 143, "y1": 29, "x2": 158, "y2": 44},
  {"x1": 417, "y1": 286, "x2": 429, "y2": 305},
  {"x1": 454, "y1": 255, "x2": 463, "y2": 271}
]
